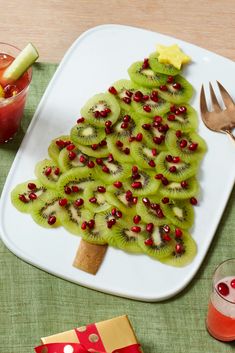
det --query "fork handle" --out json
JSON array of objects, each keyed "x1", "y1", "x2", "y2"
[{"x1": 225, "y1": 130, "x2": 235, "y2": 143}]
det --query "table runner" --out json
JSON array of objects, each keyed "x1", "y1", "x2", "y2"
[{"x1": 0, "y1": 63, "x2": 234, "y2": 353}]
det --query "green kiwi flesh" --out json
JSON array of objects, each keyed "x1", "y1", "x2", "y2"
[
  {"x1": 128, "y1": 61, "x2": 167, "y2": 88},
  {"x1": 149, "y1": 52, "x2": 181, "y2": 76}
]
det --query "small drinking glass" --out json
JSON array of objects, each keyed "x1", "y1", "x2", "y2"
[{"x1": 206, "y1": 258, "x2": 235, "y2": 341}]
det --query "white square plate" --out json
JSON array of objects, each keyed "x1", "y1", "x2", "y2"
[{"x1": 0, "y1": 25, "x2": 235, "y2": 301}]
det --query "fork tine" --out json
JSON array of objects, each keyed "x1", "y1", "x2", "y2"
[
  {"x1": 216, "y1": 81, "x2": 235, "y2": 108},
  {"x1": 209, "y1": 82, "x2": 221, "y2": 112},
  {"x1": 200, "y1": 84, "x2": 209, "y2": 115}
]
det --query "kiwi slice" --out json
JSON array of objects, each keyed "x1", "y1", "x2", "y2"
[
  {"x1": 59, "y1": 200, "x2": 84, "y2": 235},
  {"x1": 112, "y1": 109, "x2": 138, "y2": 140},
  {"x1": 81, "y1": 93, "x2": 120, "y2": 127},
  {"x1": 131, "y1": 87, "x2": 170, "y2": 118},
  {"x1": 106, "y1": 135, "x2": 134, "y2": 164},
  {"x1": 123, "y1": 169, "x2": 160, "y2": 196},
  {"x1": 136, "y1": 195, "x2": 168, "y2": 225},
  {"x1": 160, "y1": 230, "x2": 197, "y2": 267},
  {"x1": 111, "y1": 79, "x2": 139, "y2": 112},
  {"x1": 149, "y1": 52, "x2": 181, "y2": 76},
  {"x1": 31, "y1": 191, "x2": 62, "y2": 228},
  {"x1": 137, "y1": 118, "x2": 167, "y2": 151},
  {"x1": 165, "y1": 130, "x2": 207, "y2": 163},
  {"x1": 58, "y1": 145, "x2": 92, "y2": 172},
  {"x1": 35, "y1": 159, "x2": 61, "y2": 189},
  {"x1": 158, "y1": 75, "x2": 194, "y2": 104},
  {"x1": 70, "y1": 122, "x2": 105, "y2": 146},
  {"x1": 80, "y1": 210, "x2": 108, "y2": 245},
  {"x1": 159, "y1": 177, "x2": 199, "y2": 199},
  {"x1": 155, "y1": 152, "x2": 198, "y2": 182},
  {"x1": 93, "y1": 158, "x2": 131, "y2": 184},
  {"x1": 138, "y1": 224, "x2": 175, "y2": 260},
  {"x1": 48, "y1": 135, "x2": 71, "y2": 163},
  {"x1": 163, "y1": 104, "x2": 198, "y2": 132},
  {"x1": 78, "y1": 141, "x2": 109, "y2": 158},
  {"x1": 57, "y1": 167, "x2": 94, "y2": 201},
  {"x1": 128, "y1": 61, "x2": 167, "y2": 88},
  {"x1": 11, "y1": 180, "x2": 46, "y2": 213},
  {"x1": 130, "y1": 140, "x2": 158, "y2": 170},
  {"x1": 161, "y1": 199, "x2": 194, "y2": 229},
  {"x1": 84, "y1": 181, "x2": 111, "y2": 213},
  {"x1": 105, "y1": 185, "x2": 137, "y2": 216}
]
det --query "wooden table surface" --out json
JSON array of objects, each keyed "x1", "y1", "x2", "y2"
[{"x1": 2, "y1": 0, "x2": 235, "y2": 63}]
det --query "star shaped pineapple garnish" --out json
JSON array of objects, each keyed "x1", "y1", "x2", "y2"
[{"x1": 157, "y1": 44, "x2": 191, "y2": 70}]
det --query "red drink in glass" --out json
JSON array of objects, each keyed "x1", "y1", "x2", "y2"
[
  {"x1": 0, "y1": 43, "x2": 32, "y2": 144},
  {"x1": 206, "y1": 259, "x2": 235, "y2": 341}
]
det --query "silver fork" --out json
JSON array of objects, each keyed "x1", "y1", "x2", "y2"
[{"x1": 200, "y1": 81, "x2": 235, "y2": 143}]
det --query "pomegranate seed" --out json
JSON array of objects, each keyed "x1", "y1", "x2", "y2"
[
  {"x1": 89, "y1": 197, "x2": 97, "y2": 204},
  {"x1": 77, "y1": 117, "x2": 85, "y2": 123},
  {"x1": 142, "y1": 197, "x2": 150, "y2": 206},
  {"x1": 129, "y1": 136, "x2": 136, "y2": 142},
  {"x1": 144, "y1": 238, "x2": 154, "y2": 246},
  {"x1": 163, "y1": 225, "x2": 170, "y2": 233},
  {"x1": 116, "y1": 210, "x2": 122, "y2": 218},
  {"x1": 111, "y1": 208, "x2": 117, "y2": 216},
  {"x1": 162, "y1": 197, "x2": 169, "y2": 204},
  {"x1": 188, "y1": 143, "x2": 198, "y2": 151},
  {"x1": 155, "y1": 173, "x2": 163, "y2": 180},
  {"x1": 105, "y1": 127, "x2": 112, "y2": 134},
  {"x1": 143, "y1": 105, "x2": 151, "y2": 113},
  {"x1": 29, "y1": 192, "x2": 37, "y2": 200},
  {"x1": 100, "y1": 140, "x2": 107, "y2": 147},
  {"x1": 19, "y1": 194, "x2": 28, "y2": 203},
  {"x1": 108, "y1": 86, "x2": 117, "y2": 95},
  {"x1": 161, "y1": 177, "x2": 169, "y2": 186},
  {"x1": 132, "y1": 166, "x2": 138, "y2": 174},
  {"x1": 142, "y1": 123, "x2": 151, "y2": 130},
  {"x1": 56, "y1": 139, "x2": 66, "y2": 148},
  {"x1": 113, "y1": 181, "x2": 122, "y2": 188},
  {"x1": 151, "y1": 203, "x2": 160, "y2": 210},
  {"x1": 176, "y1": 130, "x2": 182, "y2": 138},
  {"x1": 142, "y1": 58, "x2": 149, "y2": 69},
  {"x1": 121, "y1": 122, "x2": 128, "y2": 129},
  {"x1": 68, "y1": 151, "x2": 76, "y2": 160},
  {"x1": 107, "y1": 219, "x2": 116, "y2": 228},
  {"x1": 131, "y1": 181, "x2": 142, "y2": 189},
  {"x1": 54, "y1": 167, "x2": 60, "y2": 175},
  {"x1": 132, "y1": 197, "x2": 138, "y2": 204},
  {"x1": 154, "y1": 116, "x2": 163, "y2": 123},
  {"x1": 97, "y1": 186, "x2": 106, "y2": 193},
  {"x1": 105, "y1": 120, "x2": 112, "y2": 127},
  {"x1": 181, "y1": 181, "x2": 188, "y2": 188},
  {"x1": 87, "y1": 161, "x2": 95, "y2": 168},
  {"x1": 107, "y1": 153, "x2": 114, "y2": 162},
  {"x1": 148, "y1": 160, "x2": 156, "y2": 167},
  {"x1": 159, "y1": 85, "x2": 168, "y2": 91},
  {"x1": 169, "y1": 166, "x2": 177, "y2": 173},
  {"x1": 123, "y1": 97, "x2": 131, "y2": 104},
  {"x1": 156, "y1": 209, "x2": 164, "y2": 218},
  {"x1": 91, "y1": 144, "x2": 98, "y2": 150},
  {"x1": 48, "y1": 216, "x2": 56, "y2": 225},
  {"x1": 116, "y1": 140, "x2": 123, "y2": 148},
  {"x1": 81, "y1": 221, "x2": 87, "y2": 230},
  {"x1": 125, "y1": 90, "x2": 133, "y2": 97},
  {"x1": 158, "y1": 125, "x2": 165, "y2": 133},
  {"x1": 163, "y1": 234, "x2": 171, "y2": 242},
  {"x1": 190, "y1": 197, "x2": 198, "y2": 206},
  {"x1": 66, "y1": 144, "x2": 76, "y2": 151},
  {"x1": 152, "y1": 148, "x2": 157, "y2": 156},
  {"x1": 217, "y1": 282, "x2": 229, "y2": 296},
  {"x1": 133, "y1": 215, "x2": 141, "y2": 224},
  {"x1": 74, "y1": 198, "x2": 84, "y2": 207},
  {"x1": 133, "y1": 95, "x2": 142, "y2": 102},
  {"x1": 88, "y1": 219, "x2": 95, "y2": 229},
  {"x1": 45, "y1": 167, "x2": 52, "y2": 176},
  {"x1": 142, "y1": 95, "x2": 149, "y2": 101},
  {"x1": 170, "y1": 105, "x2": 176, "y2": 113},
  {"x1": 132, "y1": 173, "x2": 140, "y2": 181},
  {"x1": 94, "y1": 111, "x2": 100, "y2": 118},
  {"x1": 175, "y1": 228, "x2": 183, "y2": 238},
  {"x1": 79, "y1": 155, "x2": 86, "y2": 163},
  {"x1": 28, "y1": 182, "x2": 36, "y2": 190},
  {"x1": 166, "y1": 155, "x2": 173, "y2": 162},
  {"x1": 136, "y1": 133, "x2": 143, "y2": 142},
  {"x1": 123, "y1": 147, "x2": 130, "y2": 155},
  {"x1": 64, "y1": 186, "x2": 72, "y2": 194},
  {"x1": 180, "y1": 139, "x2": 188, "y2": 148},
  {"x1": 179, "y1": 106, "x2": 187, "y2": 113},
  {"x1": 59, "y1": 198, "x2": 68, "y2": 207},
  {"x1": 72, "y1": 185, "x2": 79, "y2": 193},
  {"x1": 168, "y1": 114, "x2": 175, "y2": 121},
  {"x1": 102, "y1": 165, "x2": 110, "y2": 173},
  {"x1": 172, "y1": 156, "x2": 180, "y2": 163},
  {"x1": 167, "y1": 76, "x2": 174, "y2": 83},
  {"x1": 96, "y1": 158, "x2": 103, "y2": 165},
  {"x1": 123, "y1": 115, "x2": 131, "y2": 122},
  {"x1": 146, "y1": 223, "x2": 154, "y2": 233},
  {"x1": 150, "y1": 95, "x2": 159, "y2": 102},
  {"x1": 131, "y1": 226, "x2": 141, "y2": 233},
  {"x1": 172, "y1": 82, "x2": 181, "y2": 90},
  {"x1": 153, "y1": 136, "x2": 163, "y2": 145},
  {"x1": 105, "y1": 108, "x2": 111, "y2": 114},
  {"x1": 230, "y1": 279, "x2": 235, "y2": 288}
]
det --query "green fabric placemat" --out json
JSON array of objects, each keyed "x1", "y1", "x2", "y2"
[{"x1": 0, "y1": 63, "x2": 235, "y2": 353}]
